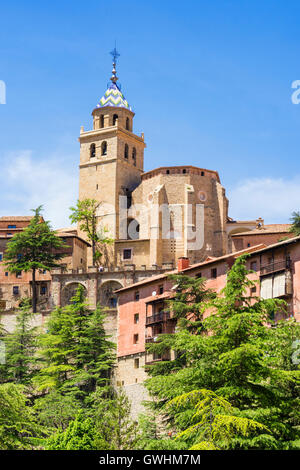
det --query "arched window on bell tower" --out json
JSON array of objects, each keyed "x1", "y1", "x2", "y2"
[
  {"x1": 126, "y1": 117, "x2": 130, "y2": 131},
  {"x1": 100, "y1": 115, "x2": 104, "y2": 128},
  {"x1": 113, "y1": 114, "x2": 118, "y2": 126},
  {"x1": 101, "y1": 141, "x2": 107, "y2": 156},
  {"x1": 132, "y1": 147, "x2": 136, "y2": 166},
  {"x1": 124, "y1": 144, "x2": 129, "y2": 159},
  {"x1": 90, "y1": 143, "x2": 96, "y2": 158}
]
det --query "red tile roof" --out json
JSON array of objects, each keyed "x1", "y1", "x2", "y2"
[
  {"x1": 231, "y1": 224, "x2": 292, "y2": 236},
  {"x1": 116, "y1": 244, "x2": 266, "y2": 293},
  {"x1": 0, "y1": 216, "x2": 33, "y2": 221}
]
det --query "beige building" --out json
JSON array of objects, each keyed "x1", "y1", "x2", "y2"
[
  {"x1": 1, "y1": 52, "x2": 270, "y2": 340},
  {"x1": 77, "y1": 55, "x2": 236, "y2": 271}
]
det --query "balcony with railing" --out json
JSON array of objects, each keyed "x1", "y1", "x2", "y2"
[
  {"x1": 145, "y1": 336, "x2": 157, "y2": 343},
  {"x1": 146, "y1": 311, "x2": 171, "y2": 325},
  {"x1": 145, "y1": 354, "x2": 171, "y2": 365},
  {"x1": 260, "y1": 258, "x2": 291, "y2": 276}
]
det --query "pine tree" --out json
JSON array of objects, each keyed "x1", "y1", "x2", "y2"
[
  {"x1": 45, "y1": 413, "x2": 98, "y2": 450},
  {"x1": 168, "y1": 389, "x2": 269, "y2": 450},
  {"x1": 4, "y1": 206, "x2": 67, "y2": 312},
  {"x1": 34, "y1": 390, "x2": 82, "y2": 432},
  {"x1": 35, "y1": 286, "x2": 115, "y2": 402},
  {"x1": 0, "y1": 383, "x2": 43, "y2": 450},
  {"x1": 89, "y1": 387, "x2": 139, "y2": 450},
  {"x1": 4, "y1": 299, "x2": 38, "y2": 386},
  {"x1": 146, "y1": 274, "x2": 216, "y2": 377},
  {"x1": 145, "y1": 255, "x2": 300, "y2": 449},
  {"x1": 0, "y1": 321, "x2": 7, "y2": 383}
]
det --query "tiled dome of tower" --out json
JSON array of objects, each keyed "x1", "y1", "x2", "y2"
[
  {"x1": 96, "y1": 47, "x2": 132, "y2": 111},
  {"x1": 96, "y1": 82, "x2": 131, "y2": 110}
]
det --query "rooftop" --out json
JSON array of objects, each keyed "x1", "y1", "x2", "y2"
[
  {"x1": 231, "y1": 224, "x2": 292, "y2": 236},
  {"x1": 95, "y1": 48, "x2": 132, "y2": 111},
  {"x1": 0, "y1": 216, "x2": 33, "y2": 221},
  {"x1": 141, "y1": 166, "x2": 221, "y2": 183},
  {"x1": 96, "y1": 82, "x2": 131, "y2": 110},
  {"x1": 116, "y1": 244, "x2": 266, "y2": 293}
]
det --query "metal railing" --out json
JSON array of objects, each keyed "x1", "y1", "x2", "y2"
[
  {"x1": 260, "y1": 258, "x2": 291, "y2": 276},
  {"x1": 146, "y1": 311, "x2": 170, "y2": 325}
]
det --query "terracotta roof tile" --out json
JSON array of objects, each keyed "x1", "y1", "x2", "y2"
[
  {"x1": 231, "y1": 224, "x2": 292, "y2": 236},
  {"x1": 0, "y1": 216, "x2": 33, "y2": 221}
]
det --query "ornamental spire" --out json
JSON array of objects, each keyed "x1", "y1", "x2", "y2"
[{"x1": 110, "y1": 44, "x2": 120, "y2": 84}]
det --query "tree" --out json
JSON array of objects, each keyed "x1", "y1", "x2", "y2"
[
  {"x1": 290, "y1": 211, "x2": 300, "y2": 236},
  {"x1": 89, "y1": 387, "x2": 139, "y2": 450},
  {"x1": 145, "y1": 255, "x2": 300, "y2": 449},
  {"x1": 45, "y1": 413, "x2": 98, "y2": 450},
  {"x1": 35, "y1": 286, "x2": 115, "y2": 402},
  {"x1": 0, "y1": 322, "x2": 7, "y2": 384},
  {"x1": 166, "y1": 273, "x2": 216, "y2": 332},
  {"x1": 4, "y1": 206, "x2": 67, "y2": 312},
  {"x1": 0, "y1": 383, "x2": 43, "y2": 450},
  {"x1": 3, "y1": 299, "x2": 38, "y2": 386},
  {"x1": 168, "y1": 389, "x2": 269, "y2": 450},
  {"x1": 34, "y1": 391, "x2": 82, "y2": 431},
  {"x1": 145, "y1": 274, "x2": 216, "y2": 378},
  {"x1": 136, "y1": 409, "x2": 187, "y2": 450},
  {"x1": 69, "y1": 199, "x2": 113, "y2": 266}
]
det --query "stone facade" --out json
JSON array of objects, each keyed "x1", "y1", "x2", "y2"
[{"x1": 1, "y1": 58, "x2": 293, "y2": 420}]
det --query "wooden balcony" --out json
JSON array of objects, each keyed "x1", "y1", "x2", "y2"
[
  {"x1": 146, "y1": 311, "x2": 171, "y2": 325},
  {"x1": 260, "y1": 258, "x2": 291, "y2": 276},
  {"x1": 145, "y1": 355, "x2": 171, "y2": 365}
]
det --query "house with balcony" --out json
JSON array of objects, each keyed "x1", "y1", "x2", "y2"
[{"x1": 115, "y1": 236, "x2": 300, "y2": 417}]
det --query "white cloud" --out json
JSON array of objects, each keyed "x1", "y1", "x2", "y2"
[
  {"x1": 228, "y1": 176, "x2": 300, "y2": 224},
  {"x1": 1, "y1": 151, "x2": 299, "y2": 229},
  {"x1": 0, "y1": 150, "x2": 78, "y2": 228}
]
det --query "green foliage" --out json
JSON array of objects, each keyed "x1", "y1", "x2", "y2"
[
  {"x1": 0, "y1": 383, "x2": 43, "y2": 449},
  {"x1": 145, "y1": 255, "x2": 300, "y2": 449},
  {"x1": 3, "y1": 299, "x2": 39, "y2": 385},
  {"x1": 167, "y1": 273, "x2": 216, "y2": 331},
  {"x1": 35, "y1": 286, "x2": 115, "y2": 401},
  {"x1": 168, "y1": 389, "x2": 269, "y2": 449},
  {"x1": 290, "y1": 211, "x2": 300, "y2": 236},
  {"x1": 88, "y1": 387, "x2": 139, "y2": 450},
  {"x1": 69, "y1": 199, "x2": 113, "y2": 266},
  {"x1": 146, "y1": 275, "x2": 216, "y2": 377},
  {"x1": 45, "y1": 413, "x2": 98, "y2": 450},
  {"x1": 136, "y1": 410, "x2": 187, "y2": 450},
  {"x1": 3, "y1": 206, "x2": 67, "y2": 312},
  {"x1": 34, "y1": 391, "x2": 82, "y2": 431}
]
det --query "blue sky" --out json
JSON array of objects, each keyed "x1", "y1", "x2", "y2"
[{"x1": 1, "y1": 0, "x2": 300, "y2": 227}]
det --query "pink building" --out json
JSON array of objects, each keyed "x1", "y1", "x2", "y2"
[{"x1": 116, "y1": 237, "x2": 300, "y2": 390}]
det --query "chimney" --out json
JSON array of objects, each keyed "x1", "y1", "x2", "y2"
[{"x1": 177, "y1": 257, "x2": 190, "y2": 272}]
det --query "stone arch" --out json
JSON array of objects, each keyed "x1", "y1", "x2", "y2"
[
  {"x1": 61, "y1": 282, "x2": 87, "y2": 307},
  {"x1": 101, "y1": 141, "x2": 107, "y2": 156},
  {"x1": 90, "y1": 143, "x2": 96, "y2": 158},
  {"x1": 98, "y1": 280, "x2": 123, "y2": 308}
]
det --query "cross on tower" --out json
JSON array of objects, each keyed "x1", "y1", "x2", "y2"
[
  {"x1": 110, "y1": 45, "x2": 120, "y2": 84},
  {"x1": 110, "y1": 46, "x2": 120, "y2": 65}
]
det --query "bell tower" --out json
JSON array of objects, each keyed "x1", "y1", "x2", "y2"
[{"x1": 78, "y1": 48, "x2": 146, "y2": 267}]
